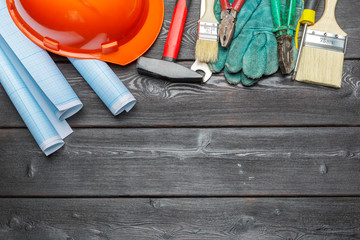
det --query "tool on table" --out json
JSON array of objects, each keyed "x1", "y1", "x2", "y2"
[
  {"x1": 191, "y1": 0, "x2": 213, "y2": 83},
  {"x1": 7, "y1": 0, "x2": 164, "y2": 66},
  {"x1": 191, "y1": 60, "x2": 212, "y2": 83},
  {"x1": 195, "y1": 0, "x2": 219, "y2": 63},
  {"x1": 295, "y1": 0, "x2": 347, "y2": 88},
  {"x1": 292, "y1": 0, "x2": 321, "y2": 80},
  {"x1": 210, "y1": 0, "x2": 304, "y2": 86},
  {"x1": 219, "y1": 0, "x2": 246, "y2": 48},
  {"x1": 137, "y1": 0, "x2": 203, "y2": 83},
  {"x1": 271, "y1": 0, "x2": 297, "y2": 74}
]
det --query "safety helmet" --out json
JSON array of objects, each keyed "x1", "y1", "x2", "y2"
[{"x1": 7, "y1": 0, "x2": 164, "y2": 65}]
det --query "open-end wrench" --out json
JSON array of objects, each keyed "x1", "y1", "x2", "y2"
[
  {"x1": 191, "y1": 0, "x2": 213, "y2": 83},
  {"x1": 191, "y1": 60, "x2": 212, "y2": 82}
]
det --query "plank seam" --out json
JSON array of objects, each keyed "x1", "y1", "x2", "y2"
[{"x1": 1, "y1": 195, "x2": 360, "y2": 199}]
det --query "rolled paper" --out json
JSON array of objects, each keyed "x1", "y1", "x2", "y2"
[
  {"x1": 0, "y1": 44, "x2": 64, "y2": 156},
  {"x1": 0, "y1": 35, "x2": 73, "y2": 140},
  {"x1": 69, "y1": 58, "x2": 136, "y2": 116},
  {"x1": 0, "y1": 2, "x2": 83, "y2": 120}
]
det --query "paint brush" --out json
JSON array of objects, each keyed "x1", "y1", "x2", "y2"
[
  {"x1": 292, "y1": 0, "x2": 321, "y2": 80},
  {"x1": 195, "y1": 0, "x2": 219, "y2": 63},
  {"x1": 295, "y1": 0, "x2": 348, "y2": 88}
]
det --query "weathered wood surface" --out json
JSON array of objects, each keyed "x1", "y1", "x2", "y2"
[
  {"x1": 1, "y1": 127, "x2": 360, "y2": 197},
  {"x1": 0, "y1": 198, "x2": 359, "y2": 240},
  {"x1": 1, "y1": 1, "x2": 360, "y2": 239},
  {"x1": 0, "y1": 0, "x2": 359, "y2": 128},
  {"x1": 48, "y1": 0, "x2": 360, "y2": 61},
  {"x1": 0, "y1": 60, "x2": 360, "y2": 128}
]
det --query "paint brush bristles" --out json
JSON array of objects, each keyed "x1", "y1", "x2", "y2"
[
  {"x1": 195, "y1": 0, "x2": 219, "y2": 63},
  {"x1": 296, "y1": 45, "x2": 345, "y2": 88},
  {"x1": 295, "y1": 0, "x2": 347, "y2": 88},
  {"x1": 195, "y1": 38, "x2": 218, "y2": 63}
]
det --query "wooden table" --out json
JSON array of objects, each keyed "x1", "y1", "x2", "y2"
[{"x1": 1, "y1": 0, "x2": 360, "y2": 239}]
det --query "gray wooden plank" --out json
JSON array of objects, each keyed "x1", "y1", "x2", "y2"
[
  {"x1": 1, "y1": 127, "x2": 360, "y2": 196},
  {"x1": 49, "y1": 0, "x2": 360, "y2": 62},
  {"x1": 1, "y1": 60, "x2": 360, "y2": 128},
  {"x1": 0, "y1": 197, "x2": 359, "y2": 239}
]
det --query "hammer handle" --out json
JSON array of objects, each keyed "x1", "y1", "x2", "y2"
[{"x1": 163, "y1": 0, "x2": 192, "y2": 62}]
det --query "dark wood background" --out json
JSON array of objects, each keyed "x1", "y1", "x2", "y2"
[{"x1": 1, "y1": 0, "x2": 360, "y2": 239}]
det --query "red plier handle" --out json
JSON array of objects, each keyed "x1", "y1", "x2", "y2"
[{"x1": 220, "y1": 0, "x2": 246, "y2": 12}]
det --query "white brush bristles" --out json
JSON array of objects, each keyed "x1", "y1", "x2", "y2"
[
  {"x1": 295, "y1": 46, "x2": 344, "y2": 88},
  {"x1": 195, "y1": 39, "x2": 218, "y2": 63}
]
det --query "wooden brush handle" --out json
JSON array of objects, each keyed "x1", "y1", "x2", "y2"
[
  {"x1": 310, "y1": 0, "x2": 347, "y2": 35},
  {"x1": 201, "y1": 0, "x2": 217, "y2": 22},
  {"x1": 323, "y1": 0, "x2": 337, "y2": 20}
]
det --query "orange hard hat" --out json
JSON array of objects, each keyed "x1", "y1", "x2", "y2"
[{"x1": 7, "y1": 0, "x2": 164, "y2": 66}]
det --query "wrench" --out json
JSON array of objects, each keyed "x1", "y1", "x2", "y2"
[
  {"x1": 191, "y1": 0, "x2": 213, "y2": 83},
  {"x1": 191, "y1": 60, "x2": 212, "y2": 83}
]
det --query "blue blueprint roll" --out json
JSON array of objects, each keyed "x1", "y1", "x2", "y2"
[
  {"x1": 69, "y1": 58, "x2": 136, "y2": 116},
  {"x1": 0, "y1": 2, "x2": 83, "y2": 120},
  {"x1": 0, "y1": 45, "x2": 64, "y2": 156}
]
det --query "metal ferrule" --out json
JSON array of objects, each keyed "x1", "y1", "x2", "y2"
[
  {"x1": 304, "y1": 30, "x2": 348, "y2": 53},
  {"x1": 198, "y1": 22, "x2": 219, "y2": 42}
]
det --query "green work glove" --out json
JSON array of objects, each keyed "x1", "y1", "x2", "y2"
[
  {"x1": 210, "y1": 0, "x2": 304, "y2": 86},
  {"x1": 210, "y1": 0, "x2": 261, "y2": 73}
]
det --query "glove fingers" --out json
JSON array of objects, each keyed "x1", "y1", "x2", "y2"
[
  {"x1": 234, "y1": 0, "x2": 262, "y2": 37},
  {"x1": 224, "y1": 68, "x2": 241, "y2": 85},
  {"x1": 264, "y1": 34, "x2": 279, "y2": 75},
  {"x1": 240, "y1": 72, "x2": 259, "y2": 87},
  {"x1": 224, "y1": 32, "x2": 253, "y2": 73},
  {"x1": 243, "y1": 34, "x2": 267, "y2": 79},
  {"x1": 224, "y1": 69, "x2": 259, "y2": 87},
  {"x1": 208, "y1": 45, "x2": 229, "y2": 73}
]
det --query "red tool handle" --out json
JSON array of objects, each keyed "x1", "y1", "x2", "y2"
[
  {"x1": 162, "y1": 0, "x2": 191, "y2": 62},
  {"x1": 232, "y1": 0, "x2": 246, "y2": 12},
  {"x1": 220, "y1": 0, "x2": 231, "y2": 11},
  {"x1": 220, "y1": 0, "x2": 246, "y2": 12}
]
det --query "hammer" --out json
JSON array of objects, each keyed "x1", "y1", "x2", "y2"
[{"x1": 137, "y1": 0, "x2": 203, "y2": 83}]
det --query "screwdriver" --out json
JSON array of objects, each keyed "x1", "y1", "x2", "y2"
[{"x1": 292, "y1": 0, "x2": 321, "y2": 80}]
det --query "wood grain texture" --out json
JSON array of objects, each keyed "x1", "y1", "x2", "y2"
[
  {"x1": 0, "y1": 198, "x2": 359, "y2": 239},
  {"x1": 1, "y1": 60, "x2": 360, "y2": 128},
  {"x1": 48, "y1": 0, "x2": 360, "y2": 62},
  {"x1": 0, "y1": 1, "x2": 359, "y2": 237},
  {"x1": 1, "y1": 128, "x2": 360, "y2": 197},
  {"x1": 0, "y1": 0, "x2": 359, "y2": 128}
]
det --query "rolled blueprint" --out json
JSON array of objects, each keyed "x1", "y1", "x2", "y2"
[
  {"x1": 0, "y1": 35, "x2": 73, "y2": 139},
  {"x1": 0, "y1": 2, "x2": 83, "y2": 120},
  {"x1": 69, "y1": 58, "x2": 136, "y2": 116},
  {"x1": 0, "y1": 45, "x2": 64, "y2": 156}
]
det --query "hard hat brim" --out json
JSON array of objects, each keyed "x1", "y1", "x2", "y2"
[{"x1": 7, "y1": 0, "x2": 164, "y2": 66}]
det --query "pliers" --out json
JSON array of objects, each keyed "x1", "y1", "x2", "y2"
[
  {"x1": 271, "y1": 0, "x2": 297, "y2": 74},
  {"x1": 219, "y1": 0, "x2": 246, "y2": 48}
]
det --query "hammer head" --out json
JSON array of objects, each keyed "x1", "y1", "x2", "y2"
[{"x1": 137, "y1": 57, "x2": 203, "y2": 83}]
